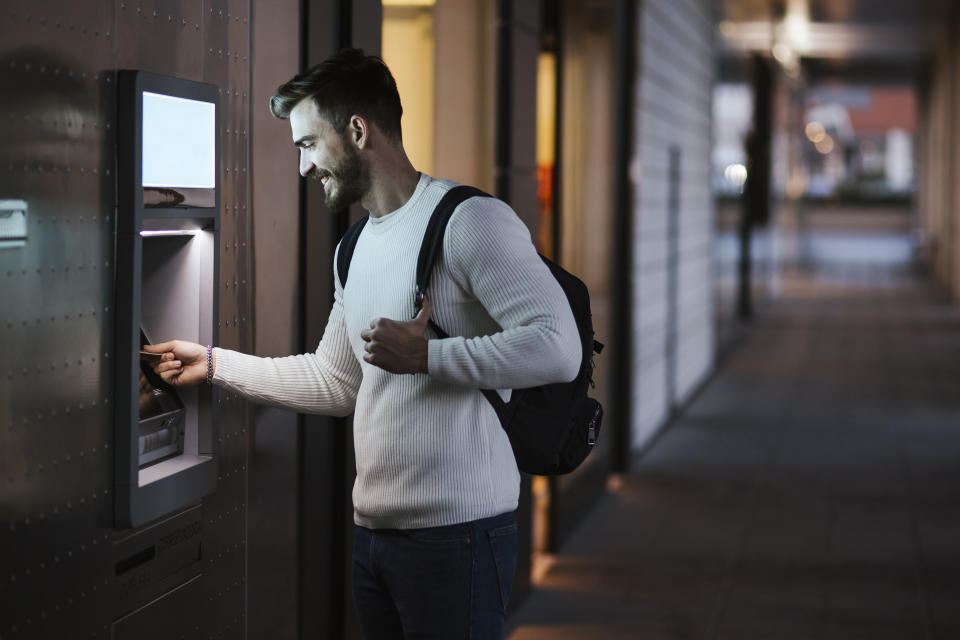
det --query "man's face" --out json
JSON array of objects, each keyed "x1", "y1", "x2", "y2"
[{"x1": 290, "y1": 99, "x2": 368, "y2": 211}]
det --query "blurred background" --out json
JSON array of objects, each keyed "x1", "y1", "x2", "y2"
[{"x1": 2, "y1": 0, "x2": 959, "y2": 638}]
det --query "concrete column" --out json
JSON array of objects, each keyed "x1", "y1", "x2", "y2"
[{"x1": 495, "y1": 0, "x2": 540, "y2": 233}]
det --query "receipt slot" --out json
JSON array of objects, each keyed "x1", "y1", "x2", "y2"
[{"x1": 115, "y1": 71, "x2": 219, "y2": 529}]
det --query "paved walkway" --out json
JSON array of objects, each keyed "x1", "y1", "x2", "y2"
[{"x1": 507, "y1": 259, "x2": 960, "y2": 639}]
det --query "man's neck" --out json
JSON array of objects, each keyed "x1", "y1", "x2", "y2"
[{"x1": 361, "y1": 153, "x2": 421, "y2": 218}]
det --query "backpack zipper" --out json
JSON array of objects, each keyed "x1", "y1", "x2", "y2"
[{"x1": 587, "y1": 404, "x2": 601, "y2": 446}]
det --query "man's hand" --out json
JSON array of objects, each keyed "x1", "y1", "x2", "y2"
[
  {"x1": 142, "y1": 340, "x2": 212, "y2": 386},
  {"x1": 360, "y1": 296, "x2": 432, "y2": 374}
]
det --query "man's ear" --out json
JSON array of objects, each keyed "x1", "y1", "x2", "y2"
[{"x1": 349, "y1": 115, "x2": 368, "y2": 149}]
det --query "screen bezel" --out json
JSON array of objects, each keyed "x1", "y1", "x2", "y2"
[{"x1": 118, "y1": 70, "x2": 221, "y2": 234}]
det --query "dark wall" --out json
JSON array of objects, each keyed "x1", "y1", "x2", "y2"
[{"x1": 0, "y1": 0, "x2": 251, "y2": 637}]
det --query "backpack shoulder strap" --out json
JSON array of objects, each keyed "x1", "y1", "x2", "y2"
[
  {"x1": 336, "y1": 216, "x2": 369, "y2": 290},
  {"x1": 414, "y1": 185, "x2": 490, "y2": 314},
  {"x1": 414, "y1": 185, "x2": 507, "y2": 421}
]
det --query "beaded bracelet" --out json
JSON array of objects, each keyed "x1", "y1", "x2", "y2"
[{"x1": 205, "y1": 345, "x2": 213, "y2": 384}]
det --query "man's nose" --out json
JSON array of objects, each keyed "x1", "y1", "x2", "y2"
[{"x1": 299, "y1": 152, "x2": 314, "y2": 177}]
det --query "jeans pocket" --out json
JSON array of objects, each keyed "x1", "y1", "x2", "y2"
[{"x1": 487, "y1": 523, "x2": 518, "y2": 611}]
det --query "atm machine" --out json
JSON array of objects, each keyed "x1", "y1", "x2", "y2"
[{"x1": 112, "y1": 70, "x2": 220, "y2": 637}]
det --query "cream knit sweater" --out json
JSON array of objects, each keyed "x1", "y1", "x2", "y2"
[{"x1": 213, "y1": 174, "x2": 580, "y2": 529}]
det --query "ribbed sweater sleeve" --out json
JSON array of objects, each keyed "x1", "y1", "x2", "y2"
[
  {"x1": 426, "y1": 196, "x2": 581, "y2": 389},
  {"x1": 212, "y1": 285, "x2": 361, "y2": 416}
]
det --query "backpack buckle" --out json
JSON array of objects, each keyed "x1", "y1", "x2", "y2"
[{"x1": 414, "y1": 285, "x2": 425, "y2": 317}]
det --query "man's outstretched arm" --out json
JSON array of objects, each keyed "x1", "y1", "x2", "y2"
[{"x1": 145, "y1": 293, "x2": 362, "y2": 417}]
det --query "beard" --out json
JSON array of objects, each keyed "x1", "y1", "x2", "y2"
[{"x1": 311, "y1": 140, "x2": 369, "y2": 212}]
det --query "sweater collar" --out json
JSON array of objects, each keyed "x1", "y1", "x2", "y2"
[{"x1": 367, "y1": 172, "x2": 432, "y2": 229}]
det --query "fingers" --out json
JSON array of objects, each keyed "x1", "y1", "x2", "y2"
[
  {"x1": 143, "y1": 340, "x2": 205, "y2": 368},
  {"x1": 155, "y1": 359, "x2": 182, "y2": 374},
  {"x1": 367, "y1": 317, "x2": 393, "y2": 331},
  {"x1": 362, "y1": 318, "x2": 395, "y2": 341},
  {"x1": 417, "y1": 294, "x2": 432, "y2": 321},
  {"x1": 154, "y1": 358, "x2": 184, "y2": 385},
  {"x1": 143, "y1": 341, "x2": 176, "y2": 353}
]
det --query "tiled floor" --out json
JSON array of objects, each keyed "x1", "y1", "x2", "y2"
[{"x1": 507, "y1": 255, "x2": 960, "y2": 639}]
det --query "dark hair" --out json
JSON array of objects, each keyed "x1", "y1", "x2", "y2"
[{"x1": 269, "y1": 48, "x2": 403, "y2": 142}]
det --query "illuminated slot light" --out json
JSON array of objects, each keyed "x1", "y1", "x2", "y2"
[{"x1": 140, "y1": 230, "x2": 200, "y2": 237}]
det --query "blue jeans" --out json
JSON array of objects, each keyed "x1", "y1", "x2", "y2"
[{"x1": 352, "y1": 511, "x2": 518, "y2": 639}]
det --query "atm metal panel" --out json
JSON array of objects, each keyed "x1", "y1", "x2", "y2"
[{"x1": 0, "y1": 0, "x2": 250, "y2": 638}]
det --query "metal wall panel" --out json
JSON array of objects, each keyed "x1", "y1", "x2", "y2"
[
  {"x1": 247, "y1": 0, "x2": 301, "y2": 636},
  {"x1": 199, "y1": 1, "x2": 251, "y2": 635},
  {"x1": 1, "y1": 1, "x2": 118, "y2": 637},
  {"x1": 0, "y1": 0, "x2": 251, "y2": 637}
]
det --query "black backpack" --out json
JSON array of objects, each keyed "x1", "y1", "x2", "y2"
[{"x1": 337, "y1": 185, "x2": 604, "y2": 475}]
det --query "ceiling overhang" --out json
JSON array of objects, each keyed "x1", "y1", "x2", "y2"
[{"x1": 716, "y1": 0, "x2": 951, "y2": 85}]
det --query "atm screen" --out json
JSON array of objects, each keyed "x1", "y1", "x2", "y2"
[
  {"x1": 141, "y1": 90, "x2": 216, "y2": 208},
  {"x1": 138, "y1": 330, "x2": 185, "y2": 467}
]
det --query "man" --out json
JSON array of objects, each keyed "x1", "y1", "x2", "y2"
[{"x1": 145, "y1": 48, "x2": 580, "y2": 639}]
